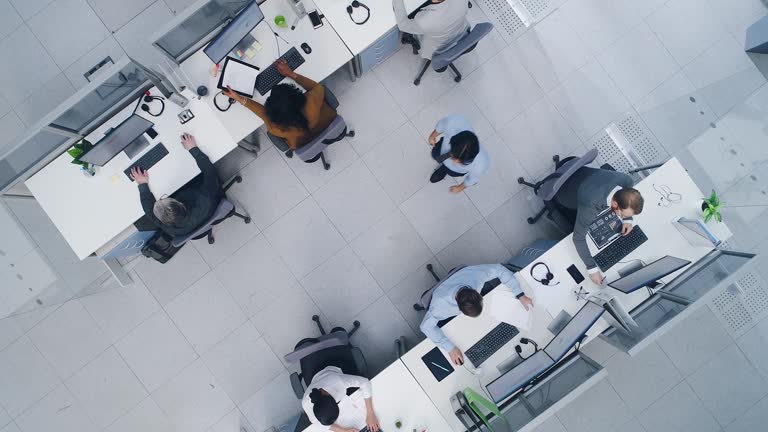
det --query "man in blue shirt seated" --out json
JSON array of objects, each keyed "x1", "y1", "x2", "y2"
[
  {"x1": 420, "y1": 264, "x2": 533, "y2": 365},
  {"x1": 427, "y1": 114, "x2": 490, "y2": 194}
]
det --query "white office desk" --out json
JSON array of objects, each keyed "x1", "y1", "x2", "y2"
[
  {"x1": 25, "y1": 89, "x2": 237, "y2": 260},
  {"x1": 180, "y1": 0, "x2": 353, "y2": 143},
  {"x1": 399, "y1": 158, "x2": 733, "y2": 431},
  {"x1": 312, "y1": 0, "x2": 422, "y2": 55},
  {"x1": 303, "y1": 361, "x2": 453, "y2": 432}
]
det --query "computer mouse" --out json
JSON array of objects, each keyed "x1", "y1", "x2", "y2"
[{"x1": 301, "y1": 42, "x2": 312, "y2": 54}]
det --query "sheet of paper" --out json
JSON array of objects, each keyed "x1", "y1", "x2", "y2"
[
  {"x1": 222, "y1": 60, "x2": 258, "y2": 95},
  {"x1": 488, "y1": 287, "x2": 533, "y2": 331}
]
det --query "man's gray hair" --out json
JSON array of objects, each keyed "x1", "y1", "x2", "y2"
[{"x1": 153, "y1": 198, "x2": 187, "y2": 225}]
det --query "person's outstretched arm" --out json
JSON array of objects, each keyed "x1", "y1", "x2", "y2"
[
  {"x1": 393, "y1": 0, "x2": 423, "y2": 34},
  {"x1": 181, "y1": 134, "x2": 220, "y2": 197}
]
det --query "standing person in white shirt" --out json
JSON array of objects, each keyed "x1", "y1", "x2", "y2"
[
  {"x1": 302, "y1": 366, "x2": 380, "y2": 432},
  {"x1": 393, "y1": 0, "x2": 470, "y2": 60}
]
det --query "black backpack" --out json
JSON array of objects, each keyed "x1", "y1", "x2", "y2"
[{"x1": 141, "y1": 232, "x2": 183, "y2": 264}]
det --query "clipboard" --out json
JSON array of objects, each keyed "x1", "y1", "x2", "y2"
[{"x1": 217, "y1": 56, "x2": 260, "y2": 98}]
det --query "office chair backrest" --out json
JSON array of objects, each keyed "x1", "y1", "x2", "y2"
[
  {"x1": 432, "y1": 22, "x2": 493, "y2": 71},
  {"x1": 171, "y1": 198, "x2": 233, "y2": 247},
  {"x1": 419, "y1": 265, "x2": 468, "y2": 309},
  {"x1": 536, "y1": 148, "x2": 598, "y2": 202},
  {"x1": 284, "y1": 331, "x2": 350, "y2": 364},
  {"x1": 294, "y1": 115, "x2": 349, "y2": 162}
]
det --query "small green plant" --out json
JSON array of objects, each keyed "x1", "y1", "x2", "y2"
[
  {"x1": 67, "y1": 139, "x2": 93, "y2": 167},
  {"x1": 702, "y1": 189, "x2": 723, "y2": 223}
]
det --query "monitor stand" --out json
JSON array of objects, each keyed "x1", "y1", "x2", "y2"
[
  {"x1": 123, "y1": 135, "x2": 150, "y2": 159},
  {"x1": 230, "y1": 33, "x2": 258, "y2": 60}
]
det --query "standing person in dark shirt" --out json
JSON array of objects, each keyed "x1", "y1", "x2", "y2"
[{"x1": 130, "y1": 133, "x2": 221, "y2": 237}]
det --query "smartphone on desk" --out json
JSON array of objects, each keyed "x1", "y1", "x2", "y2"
[{"x1": 309, "y1": 10, "x2": 323, "y2": 28}]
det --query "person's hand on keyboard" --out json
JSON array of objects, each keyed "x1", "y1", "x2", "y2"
[
  {"x1": 130, "y1": 167, "x2": 149, "y2": 184},
  {"x1": 181, "y1": 133, "x2": 197, "y2": 150},
  {"x1": 276, "y1": 58, "x2": 297, "y2": 79},
  {"x1": 449, "y1": 347, "x2": 464, "y2": 365},
  {"x1": 621, "y1": 222, "x2": 634, "y2": 236}
]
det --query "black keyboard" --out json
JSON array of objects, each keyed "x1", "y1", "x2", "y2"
[
  {"x1": 124, "y1": 143, "x2": 168, "y2": 180},
  {"x1": 593, "y1": 226, "x2": 648, "y2": 272},
  {"x1": 465, "y1": 322, "x2": 519, "y2": 367},
  {"x1": 255, "y1": 47, "x2": 306, "y2": 95}
]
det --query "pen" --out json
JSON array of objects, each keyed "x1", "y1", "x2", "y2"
[{"x1": 431, "y1": 362, "x2": 449, "y2": 372}]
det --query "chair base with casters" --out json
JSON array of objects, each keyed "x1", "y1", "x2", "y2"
[
  {"x1": 516, "y1": 149, "x2": 598, "y2": 230},
  {"x1": 412, "y1": 22, "x2": 494, "y2": 86},
  {"x1": 171, "y1": 175, "x2": 251, "y2": 247},
  {"x1": 285, "y1": 315, "x2": 367, "y2": 400}
]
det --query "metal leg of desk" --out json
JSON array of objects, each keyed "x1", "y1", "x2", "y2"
[
  {"x1": 103, "y1": 258, "x2": 133, "y2": 287},
  {"x1": 347, "y1": 59, "x2": 357, "y2": 81}
]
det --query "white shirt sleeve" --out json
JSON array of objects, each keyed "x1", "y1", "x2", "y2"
[
  {"x1": 338, "y1": 372, "x2": 372, "y2": 399},
  {"x1": 587, "y1": 267, "x2": 601, "y2": 274}
]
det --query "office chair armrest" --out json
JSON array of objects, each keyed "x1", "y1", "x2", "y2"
[
  {"x1": 290, "y1": 372, "x2": 304, "y2": 399},
  {"x1": 323, "y1": 87, "x2": 340, "y2": 110},
  {"x1": 351, "y1": 347, "x2": 369, "y2": 378}
]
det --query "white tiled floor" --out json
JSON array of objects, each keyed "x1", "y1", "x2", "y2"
[{"x1": 0, "y1": 0, "x2": 768, "y2": 431}]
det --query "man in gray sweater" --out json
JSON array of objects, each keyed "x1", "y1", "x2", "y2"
[{"x1": 554, "y1": 167, "x2": 644, "y2": 285}]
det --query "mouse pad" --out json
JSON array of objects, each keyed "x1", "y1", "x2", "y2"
[{"x1": 421, "y1": 347, "x2": 454, "y2": 382}]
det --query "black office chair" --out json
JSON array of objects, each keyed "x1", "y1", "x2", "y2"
[{"x1": 285, "y1": 315, "x2": 367, "y2": 398}]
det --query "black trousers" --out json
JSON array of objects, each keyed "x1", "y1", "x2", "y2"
[{"x1": 430, "y1": 141, "x2": 464, "y2": 183}]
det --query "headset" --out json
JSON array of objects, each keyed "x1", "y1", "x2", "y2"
[
  {"x1": 214, "y1": 91, "x2": 235, "y2": 112},
  {"x1": 530, "y1": 262, "x2": 559, "y2": 286},
  {"x1": 140, "y1": 94, "x2": 165, "y2": 117},
  {"x1": 346, "y1": 0, "x2": 370, "y2": 25}
]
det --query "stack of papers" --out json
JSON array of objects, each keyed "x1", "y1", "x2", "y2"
[{"x1": 488, "y1": 287, "x2": 533, "y2": 331}]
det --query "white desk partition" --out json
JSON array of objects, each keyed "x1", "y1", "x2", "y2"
[
  {"x1": 303, "y1": 361, "x2": 453, "y2": 432},
  {"x1": 180, "y1": 0, "x2": 353, "y2": 143},
  {"x1": 400, "y1": 158, "x2": 733, "y2": 431},
  {"x1": 25, "y1": 89, "x2": 237, "y2": 260}
]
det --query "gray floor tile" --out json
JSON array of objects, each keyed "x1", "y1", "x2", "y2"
[
  {"x1": 13, "y1": 73, "x2": 75, "y2": 127},
  {"x1": 15, "y1": 384, "x2": 98, "y2": 432},
  {"x1": 736, "y1": 315, "x2": 768, "y2": 380},
  {"x1": 27, "y1": 0, "x2": 110, "y2": 70},
  {"x1": 201, "y1": 321, "x2": 284, "y2": 404},
  {"x1": 113, "y1": 1, "x2": 174, "y2": 67},
  {"x1": 361, "y1": 121, "x2": 437, "y2": 205},
  {"x1": 638, "y1": 381, "x2": 721, "y2": 432},
  {"x1": 486, "y1": 189, "x2": 563, "y2": 255},
  {"x1": 335, "y1": 72, "x2": 407, "y2": 156},
  {"x1": 605, "y1": 343, "x2": 683, "y2": 415},
  {"x1": 8, "y1": 0, "x2": 54, "y2": 20},
  {"x1": 658, "y1": 306, "x2": 733, "y2": 376},
  {"x1": 239, "y1": 371, "x2": 302, "y2": 432},
  {"x1": 281, "y1": 136, "x2": 359, "y2": 194},
  {"x1": 115, "y1": 311, "x2": 198, "y2": 393},
  {"x1": 687, "y1": 344, "x2": 768, "y2": 426},
  {"x1": 436, "y1": 220, "x2": 510, "y2": 271},
  {"x1": 0, "y1": 25, "x2": 61, "y2": 106},
  {"x1": 302, "y1": 246, "x2": 384, "y2": 325},
  {"x1": 134, "y1": 245, "x2": 210, "y2": 306},
  {"x1": 350, "y1": 209, "x2": 432, "y2": 292},
  {"x1": 87, "y1": 0, "x2": 155, "y2": 31},
  {"x1": 213, "y1": 233, "x2": 298, "y2": 318},
  {"x1": 400, "y1": 181, "x2": 482, "y2": 254},
  {"x1": 530, "y1": 416, "x2": 566, "y2": 432},
  {"x1": 62, "y1": 36, "x2": 125, "y2": 90},
  {"x1": 229, "y1": 148, "x2": 308, "y2": 231},
  {"x1": 190, "y1": 205, "x2": 259, "y2": 268},
  {"x1": 580, "y1": 336, "x2": 619, "y2": 365},
  {"x1": 0, "y1": 0, "x2": 22, "y2": 41},
  {"x1": 387, "y1": 258, "x2": 445, "y2": 336},
  {"x1": 348, "y1": 295, "x2": 418, "y2": 375},
  {"x1": 207, "y1": 408, "x2": 256, "y2": 432},
  {"x1": 314, "y1": 159, "x2": 395, "y2": 241},
  {"x1": 0, "y1": 112, "x2": 25, "y2": 157},
  {"x1": 163, "y1": 0, "x2": 197, "y2": 13},
  {"x1": 0, "y1": 316, "x2": 23, "y2": 352},
  {"x1": 64, "y1": 347, "x2": 148, "y2": 428},
  {"x1": 725, "y1": 395, "x2": 768, "y2": 432},
  {"x1": 556, "y1": 379, "x2": 633, "y2": 432},
  {"x1": 263, "y1": 197, "x2": 345, "y2": 279},
  {"x1": 165, "y1": 272, "x2": 247, "y2": 355},
  {"x1": 409, "y1": 85, "x2": 494, "y2": 144},
  {"x1": 0, "y1": 336, "x2": 61, "y2": 418},
  {"x1": 104, "y1": 397, "x2": 176, "y2": 432}
]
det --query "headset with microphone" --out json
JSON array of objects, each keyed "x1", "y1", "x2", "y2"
[
  {"x1": 530, "y1": 262, "x2": 559, "y2": 286},
  {"x1": 140, "y1": 94, "x2": 165, "y2": 117},
  {"x1": 214, "y1": 91, "x2": 235, "y2": 112},
  {"x1": 346, "y1": 0, "x2": 370, "y2": 25}
]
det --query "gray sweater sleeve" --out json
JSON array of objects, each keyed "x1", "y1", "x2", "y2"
[{"x1": 572, "y1": 203, "x2": 600, "y2": 271}]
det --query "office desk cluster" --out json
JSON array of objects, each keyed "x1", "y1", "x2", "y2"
[{"x1": 21, "y1": 1, "x2": 749, "y2": 431}]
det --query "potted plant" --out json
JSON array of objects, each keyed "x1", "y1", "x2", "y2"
[
  {"x1": 67, "y1": 139, "x2": 96, "y2": 176},
  {"x1": 701, "y1": 189, "x2": 722, "y2": 223}
]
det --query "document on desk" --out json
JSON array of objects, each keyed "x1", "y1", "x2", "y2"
[
  {"x1": 489, "y1": 287, "x2": 532, "y2": 331},
  {"x1": 218, "y1": 57, "x2": 258, "y2": 97}
]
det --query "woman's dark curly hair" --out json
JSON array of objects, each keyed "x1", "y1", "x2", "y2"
[{"x1": 265, "y1": 83, "x2": 309, "y2": 131}]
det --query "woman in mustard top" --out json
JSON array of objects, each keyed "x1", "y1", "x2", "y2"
[{"x1": 223, "y1": 59, "x2": 337, "y2": 155}]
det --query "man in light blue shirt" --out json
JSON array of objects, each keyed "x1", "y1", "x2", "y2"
[
  {"x1": 428, "y1": 114, "x2": 490, "y2": 193},
  {"x1": 420, "y1": 264, "x2": 533, "y2": 365}
]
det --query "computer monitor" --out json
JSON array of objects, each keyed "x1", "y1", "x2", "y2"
[
  {"x1": 203, "y1": 0, "x2": 264, "y2": 64},
  {"x1": 485, "y1": 350, "x2": 555, "y2": 403},
  {"x1": 80, "y1": 115, "x2": 154, "y2": 166},
  {"x1": 608, "y1": 256, "x2": 691, "y2": 294},
  {"x1": 543, "y1": 301, "x2": 604, "y2": 362}
]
